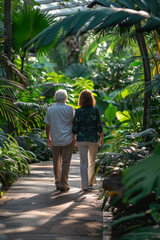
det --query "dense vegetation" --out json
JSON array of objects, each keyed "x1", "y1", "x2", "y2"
[{"x1": 1, "y1": 0, "x2": 160, "y2": 239}]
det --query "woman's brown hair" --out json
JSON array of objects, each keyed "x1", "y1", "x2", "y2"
[{"x1": 78, "y1": 89, "x2": 96, "y2": 107}]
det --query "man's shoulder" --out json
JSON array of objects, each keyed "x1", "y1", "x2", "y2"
[{"x1": 65, "y1": 104, "x2": 74, "y2": 111}]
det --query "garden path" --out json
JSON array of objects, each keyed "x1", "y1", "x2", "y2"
[{"x1": 0, "y1": 153, "x2": 104, "y2": 240}]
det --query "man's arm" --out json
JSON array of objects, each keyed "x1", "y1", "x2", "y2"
[{"x1": 46, "y1": 124, "x2": 52, "y2": 148}]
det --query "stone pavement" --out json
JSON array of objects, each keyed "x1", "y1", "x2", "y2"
[{"x1": 0, "y1": 153, "x2": 104, "y2": 240}]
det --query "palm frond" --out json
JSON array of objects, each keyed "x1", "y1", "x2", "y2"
[
  {"x1": 123, "y1": 143, "x2": 160, "y2": 204},
  {"x1": 0, "y1": 97, "x2": 25, "y2": 126},
  {"x1": 12, "y1": 5, "x2": 54, "y2": 51},
  {"x1": 23, "y1": 0, "x2": 160, "y2": 54},
  {"x1": 88, "y1": 0, "x2": 121, "y2": 8},
  {"x1": 119, "y1": 226, "x2": 160, "y2": 240},
  {"x1": 24, "y1": 7, "x2": 152, "y2": 52},
  {"x1": 0, "y1": 78, "x2": 27, "y2": 97},
  {"x1": 22, "y1": 133, "x2": 46, "y2": 146},
  {"x1": 145, "y1": 74, "x2": 160, "y2": 94},
  {"x1": 144, "y1": 0, "x2": 160, "y2": 16},
  {"x1": 142, "y1": 16, "x2": 160, "y2": 32},
  {"x1": 64, "y1": 63, "x2": 91, "y2": 79},
  {"x1": 0, "y1": 129, "x2": 9, "y2": 148}
]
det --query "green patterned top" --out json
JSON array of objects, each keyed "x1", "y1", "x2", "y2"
[{"x1": 72, "y1": 106, "x2": 103, "y2": 142}]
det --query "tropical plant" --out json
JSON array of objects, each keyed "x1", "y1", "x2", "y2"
[
  {"x1": 12, "y1": 5, "x2": 54, "y2": 73},
  {"x1": 4, "y1": 0, "x2": 11, "y2": 60},
  {"x1": 123, "y1": 143, "x2": 160, "y2": 204},
  {"x1": 0, "y1": 133, "x2": 36, "y2": 189},
  {"x1": 99, "y1": 141, "x2": 160, "y2": 239},
  {"x1": 24, "y1": 0, "x2": 160, "y2": 132},
  {"x1": 0, "y1": 77, "x2": 28, "y2": 131}
]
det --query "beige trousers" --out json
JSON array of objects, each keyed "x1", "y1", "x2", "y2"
[
  {"x1": 77, "y1": 142, "x2": 98, "y2": 190},
  {"x1": 52, "y1": 141, "x2": 74, "y2": 189}
]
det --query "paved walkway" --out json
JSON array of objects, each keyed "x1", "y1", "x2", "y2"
[{"x1": 0, "y1": 153, "x2": 103, "y2": 240}]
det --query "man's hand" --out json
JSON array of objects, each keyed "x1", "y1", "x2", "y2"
[
  {"x1": 46, "y1": 124, "x2": 51, "y2": 148},
  {"x1": 47, "y1": 138, "x2": 52, "y2": 148},
  {"x1": 73, "y1": 134, "x2": 77, "y2": 146}
]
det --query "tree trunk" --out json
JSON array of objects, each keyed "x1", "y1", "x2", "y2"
[
  {"x1": 21, "y1": 50, "x2": 26, "y2": 74},
  {"x1": 135, "y1": 23, "x2": 151, "y2": 131},
  {"x1": 4, "y1": 0, "x2": 14, "y2": 134},
  {"x1": 4, "y1": 0, "x2": 12, "y2": 60}
]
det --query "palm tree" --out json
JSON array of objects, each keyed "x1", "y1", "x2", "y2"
[
  {"x1": 24, "y1": 0, "x2": 160, "y2": 131},
  {"x1": 12, "y1": 5, "x2": 54, "y2": 73},
  {"x1": 4, "y1": 0, "x2": 11, "y2": 61}
]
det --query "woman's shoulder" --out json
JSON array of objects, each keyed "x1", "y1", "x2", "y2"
[
  {"x1": 92, "y1": 106, "x2": 100, "y2": 115},
  {"x1": 92, "y1": 106, "x2": 99, "y2": 111}
]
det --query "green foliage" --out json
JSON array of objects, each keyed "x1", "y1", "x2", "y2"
[
  {"x1": 105, "y1": 103, "x2": 117, "y2": 126},
  {"x1": 123, "y1": 143, "x2": 160, "y2": 204},
  {"x1": 64, "y1": 63, "x2": 91, "y2": 79},
  {"x1": 119, "y1": 226, "x2": 160, "y2": 240},
  {"x1": 20, "y1": 131, "x2": 52, "y2": 162},
  {"x1": 96, "y1": 143, "x2": 149, "y2": 178},
  {"x1": 0, "y1": 78, "x2": 27, "y2": 130},
  {"x1": 12, "y1": 5, "x2": 54, "y2": 53},
  {"x1": 0, "y1": 133, "x2": 36, "y2": 189},
  {"x1": 0, "y1": 129, "x2": 9, "y2": 148},
  {"x1": 24, "y1": 0, "x2": 160, "y2": 52}
]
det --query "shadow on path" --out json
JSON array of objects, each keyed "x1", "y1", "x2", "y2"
[{"x1": 0, "y1": 154, "x2": 103, "y2": 240}]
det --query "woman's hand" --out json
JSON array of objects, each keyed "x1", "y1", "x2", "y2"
[
  {"x1": 100, "y1": 137, "x2": 104, "y2": 147},
  {"x1": 100, "y1": 132, "x2": 104, "y2": 147}
]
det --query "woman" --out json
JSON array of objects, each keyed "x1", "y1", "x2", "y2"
[{"x1": 72, "y1": 89, "x2": 104, "y2": 191}]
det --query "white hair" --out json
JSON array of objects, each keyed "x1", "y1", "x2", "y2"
[{"x1": 55, "y1": 89, "x2": 67, "y2": 102}]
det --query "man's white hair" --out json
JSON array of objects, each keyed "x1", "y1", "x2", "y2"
[{"x1": 55, "y1": 89, "x2": 67, "y2": 102}]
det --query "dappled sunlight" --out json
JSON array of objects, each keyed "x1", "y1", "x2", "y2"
[{"x1": 0, "y1": 154, "x2": 103, "y2": 239}]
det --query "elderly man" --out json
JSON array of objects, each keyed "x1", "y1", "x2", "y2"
[{"x1": 44, "y1": 89, "x2": 75, "y2": 192}]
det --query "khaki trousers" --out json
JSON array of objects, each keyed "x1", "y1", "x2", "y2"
[
  {"x1": 77, "y1": 142, "x2": 98, "y2": 190},
  {"x1": 52, "y1": 141, "x2": 74, "y2": 189}
]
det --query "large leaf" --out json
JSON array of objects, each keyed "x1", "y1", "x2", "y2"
[
  {"x1": 142, "y1": 16, "x2": 160, "y2": 32},
  {"x1": 105, "y1": 103, "x2": 117, "y2": 123},
  {"x1": 12, "y1": 5, "x2": 54, "y2": 51},
  {"x1": 0, "y1": 130, "x2": 9, "y2": 148},
  {"x1": 116, "y1": 110, "x2": 130, "y2": 122},
  {"x1": 24, "y1": 7, "x2": 152, "y2": 52},
  {"x1": 64, "y1": 63, "x2": 91, "y2": 79},
  {"x1": 144, "y1": 0, "x2": 160, "y2": 16},
  {"x1": 117, "y1": 0, "x2": 134, "y2": 9},
  {"x1": 133, "y1": 0, "x2": 148, "y2": 11},
  {"x1": 119, "y1": 226, "x2": 160, "y2": 240},
  {"x1": 91, "y1": 0, "x2": 121, "y2": 8},
  {"x1": 123, "y1": 143, "x2": 160, "y2": 204}
]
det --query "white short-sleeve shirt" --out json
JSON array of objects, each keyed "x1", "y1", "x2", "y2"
[{"x1": 44, "y1": 102, "x2": 75, "y2": 146}]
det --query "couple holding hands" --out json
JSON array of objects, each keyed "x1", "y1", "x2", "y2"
[{"x1": 44, "y1": 89, "x2": 104, "y2": 192}]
